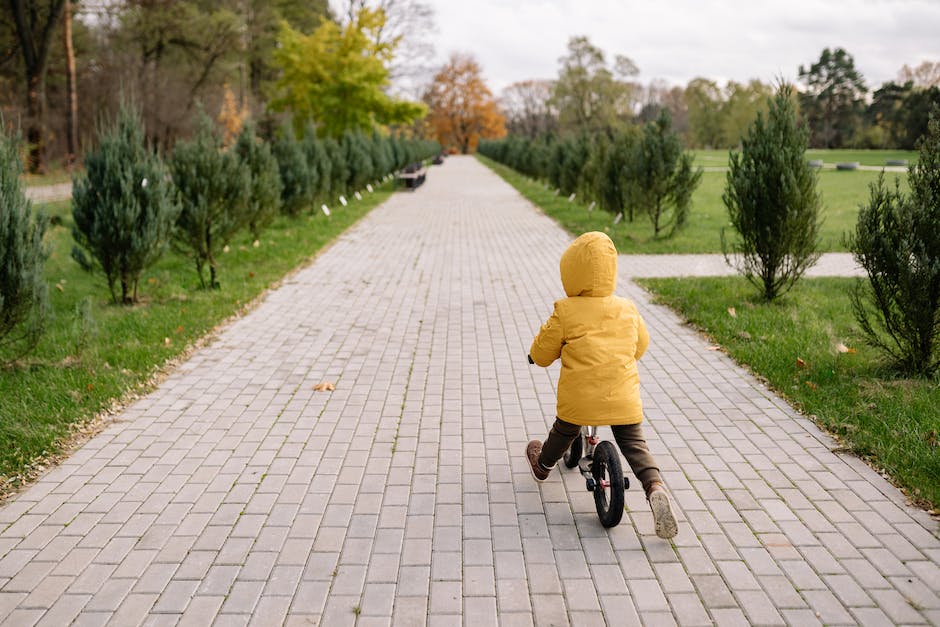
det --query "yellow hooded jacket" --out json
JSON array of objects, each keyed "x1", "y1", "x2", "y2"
[{"x1": 529, "y1": 232, "x2": 649, "y2": 426}]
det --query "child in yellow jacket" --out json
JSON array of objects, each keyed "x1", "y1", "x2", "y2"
[{"x1": 526, "y1": 231, "x2": 678, "y2": 539}]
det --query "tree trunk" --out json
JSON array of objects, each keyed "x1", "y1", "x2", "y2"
[
  {"x1": 9, "y1": 0, "x2": 68, "y2": 174},
  {"x1": 26, "y1": 70, "x2": 46, "y2": 174},
  {"x1": 63, "y1": 0, "x2": 79, "y2": 169}
]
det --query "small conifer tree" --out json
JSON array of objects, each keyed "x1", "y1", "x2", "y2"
[
  {"x1": 271, "y1": 125, "x2": 314, "y2": 216},
  {"x1": 170, "y1": 115, "x2": 250, "y2": 288},
  {"x1": 722, "y1": 84, "x2": 821, "y2": 300},
  {"x1": 343, "y1": 131, "x2": 374, "y2": 193},
  {"x1": 324, "y1": 138, "x2": 347, "y2": 199},
  {"x1": 628, "y1": 110, "x2": 702, "y2": 237},
  {"x1": 72, "y1": 104, "x2": 180, "y2": 304},
  {"x1": 300, "y1": 128, "x2": 328, "y2": 202},
  {"x1": 369, "y1": 130, "x2": 393, "y2": 181},
  {"x1": 849, "y1": 107, "x2": 940, "y2": 375},
  {"x1": 234, "y1": 123, "x2": 282, "y2": 239},
  {"x1": 0, "y1": 124, "x2": 48, "y2": 360}
]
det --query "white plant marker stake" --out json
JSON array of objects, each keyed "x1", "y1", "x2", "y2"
[
  {"x1": 366, "y1": 184, "x2": 373, "y2": 193},
  {"x1": 613, "y1": 212, "x2": 623, "y2": 225},
  {"x1": 339, "y1": 196, "x2": 347, "y2": 206},
  {"x1": 568, "y1": 193, "x2": 576, "y2": 202},
  {"x1": 354, "y1": 191, "x2": 362, "y2": 201},
  {"x1": 554, "y1": 188, "x2": 560, "y2": 195},
  {"x1": 321, "y1": 204, "x2": 331, "y2": 216},
  {"x1": 588, "y1": 201, "x2": 595, "y2": 211}
]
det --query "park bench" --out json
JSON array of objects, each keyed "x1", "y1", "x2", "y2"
[{"x1": 398, "y1": 162, "x2": 427, "y2": 190}]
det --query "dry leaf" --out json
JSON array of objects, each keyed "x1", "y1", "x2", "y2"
[
  {"x1": 927, "y1": 430, "x2": 938, "y2": 448},
  {"x1": 736, "y1": 331, "x2": 752, "y2": 340},
  {"x1": 86, "y1": 383, "x2": 95, "y2": 391},
  {"x1": 163, "y1": 337, "x2": 171, "y2": 346},
  {"x1": 313, "y1": 381, "x2": 335, "y2": 392},
  {"x1": 706, "y1": 345, "x2": 721, "y2": 351},
  {"x1": 248, "y1": 272, "x2": 255, "y2": 279},
  {"x1": 727, "y1": 307, "x2": 737, "y2": 318},
  {"x1": 835, "y1": 342, "x2": 857, "y2": 354},
  {"x1": 253, "y1": 240, "x2": 260, "y2": 248},
  {"x1": 55, "y1": 283, "x2": 64, "y2": 292},
  {"x1": 796, "y1": 357, "x2": 806, "y2": 368},
  {"x1": 805, "y1": 381, "x2": 817, "y2": 390},
  {"x1": 174, "y1": 326, "x2": 184, "y2": 334}
]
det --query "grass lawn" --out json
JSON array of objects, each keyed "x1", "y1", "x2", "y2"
[
  {"x1": 638, "y1": 276, "x2": 940, "y2": 513},
  {"x1": 693, "y1": 149, "x2": 918, "y2": 168},
  {"x1": 21, "y1": 168, "x2": 77, "y2": 187},
  {"x1": 0, "y1": 184, "x2": 393, "y2": 498},
  {"x1": 479, "y1": 154, "x2": 909, "y2": 254}
]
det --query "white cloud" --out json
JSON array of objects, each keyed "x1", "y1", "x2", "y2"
[{"x1": 423, "y1": 0, "x2": 940, "y2": 94}]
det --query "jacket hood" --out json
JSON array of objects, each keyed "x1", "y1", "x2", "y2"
[{"x1": 560, "y1": 231, "x2": 618, "y2": 297}]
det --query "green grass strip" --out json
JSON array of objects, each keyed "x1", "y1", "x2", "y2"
[
  {"x1": 479, "y1": 153, "x2": 908, "y2": 254},
  {"x1": 639, "y1": 276, "x2": 940, "y2": 513},
  {"x1": 1, "y1": 184, "x2": 393, "y2": 497}
]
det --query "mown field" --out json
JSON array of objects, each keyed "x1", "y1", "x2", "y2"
[{"x1": 479, "y1": 153, "x2": 910, "y2": 254}]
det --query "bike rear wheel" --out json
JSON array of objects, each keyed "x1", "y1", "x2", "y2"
[{"x1": 592, "y1": 441, "x2": 625, "y2": 528}]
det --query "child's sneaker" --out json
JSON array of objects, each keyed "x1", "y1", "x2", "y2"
[
  {"x1": 646, "y1": 482, "x2": 678, "y2": 539},
  {"x1": 526, "y1": 440, "x2": 551, "y2": 482}
]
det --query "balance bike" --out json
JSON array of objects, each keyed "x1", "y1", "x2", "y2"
[{"x1": 563, "y1": 426, "x2": 629, "y2": 528}]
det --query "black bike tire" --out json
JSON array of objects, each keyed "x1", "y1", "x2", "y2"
[
  {"x1": 562, "y1": 435, "x2": 582, "y2": 469},
  {"x1": 592, "y1": 441, "x2": 625, "y2": 528}
]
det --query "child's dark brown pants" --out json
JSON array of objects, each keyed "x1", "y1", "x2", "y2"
[{"x1": 538, "y1": 417, "x2": 663, "y2": 491}]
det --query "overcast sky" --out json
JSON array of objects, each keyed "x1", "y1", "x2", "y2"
[{"x1": 423, "y1": 0, "x2": 940, "y2": 94}]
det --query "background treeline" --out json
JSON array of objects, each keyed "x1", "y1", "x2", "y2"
[
  {"x1": 0, "y1": 0, "x2": 439, "y2": 173},
  {"x1": 498, "y1": 38, "x2": 940, "y2": 151}
]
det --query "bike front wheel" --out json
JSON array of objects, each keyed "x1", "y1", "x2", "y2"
[{"x1": 592, "y1": 441, "x2": 625, "y2": 528}]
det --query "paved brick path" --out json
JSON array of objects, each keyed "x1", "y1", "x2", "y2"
[{"x1": 2, "y1": 156, "x2": 938, "y2": 626}]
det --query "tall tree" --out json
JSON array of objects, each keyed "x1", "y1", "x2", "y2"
[
  {"x1": 62, "y1": 0, "x2": 77, "y2": 168},
  {"x1": 898, "y1": 60, "x2": 940, "y2": 88},
  {"x1": 271, "y1": 6, "x2": 425, "y2": 138},
  {"x1": 7, "y1": 0, "x2": 67, "y2": 173},
  {"x1": 721, "y1": 79, "x2": 773, "y2": 147},
  {"x1": 551, "y1": 36, "x2": 637, "y2": 133},
  {"x1": 798, "y1": 47, "x2": 867, "y2": 148},
  {"x1": 684, "y1": 78, "x2": 725, "y2": 148},
  {"x1": 338, "y1": 0, "x2": 436, "y2": 98},
  {"x1": 500, "y1": 79, "x2": 557, "y2": 138},
  {"x1": 424, "y1": 53, "x2": 505, "y2": 153}
]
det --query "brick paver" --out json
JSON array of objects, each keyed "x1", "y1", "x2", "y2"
[{"x1": 2, "y1": 156, "x2": 938, "y2": 625}]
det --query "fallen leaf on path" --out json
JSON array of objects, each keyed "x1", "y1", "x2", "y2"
[
  {"x1": 313, "y1": 382, "x2": 335, "y2": 392},
  {"x1": 727, "y1": 307, "x2": 737, "y2": 318},
  {"x1": 706, "y1": 345, "x2": 721, "y2": 351}
]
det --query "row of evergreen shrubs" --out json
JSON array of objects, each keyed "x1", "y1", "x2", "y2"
[
  {"x1": 0, "y1": 107, "x2": 438, "y2": 363},
  {"x1": 479, "y1": 111, "x2": 702, "y2": 239},
  {"x1": 70, "y1": 106, "x2": 439, "y2": 299}
]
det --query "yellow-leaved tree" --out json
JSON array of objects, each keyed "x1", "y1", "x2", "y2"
[{"x1": 270, "y1": 7, "x2": 426, "y2": 137}]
